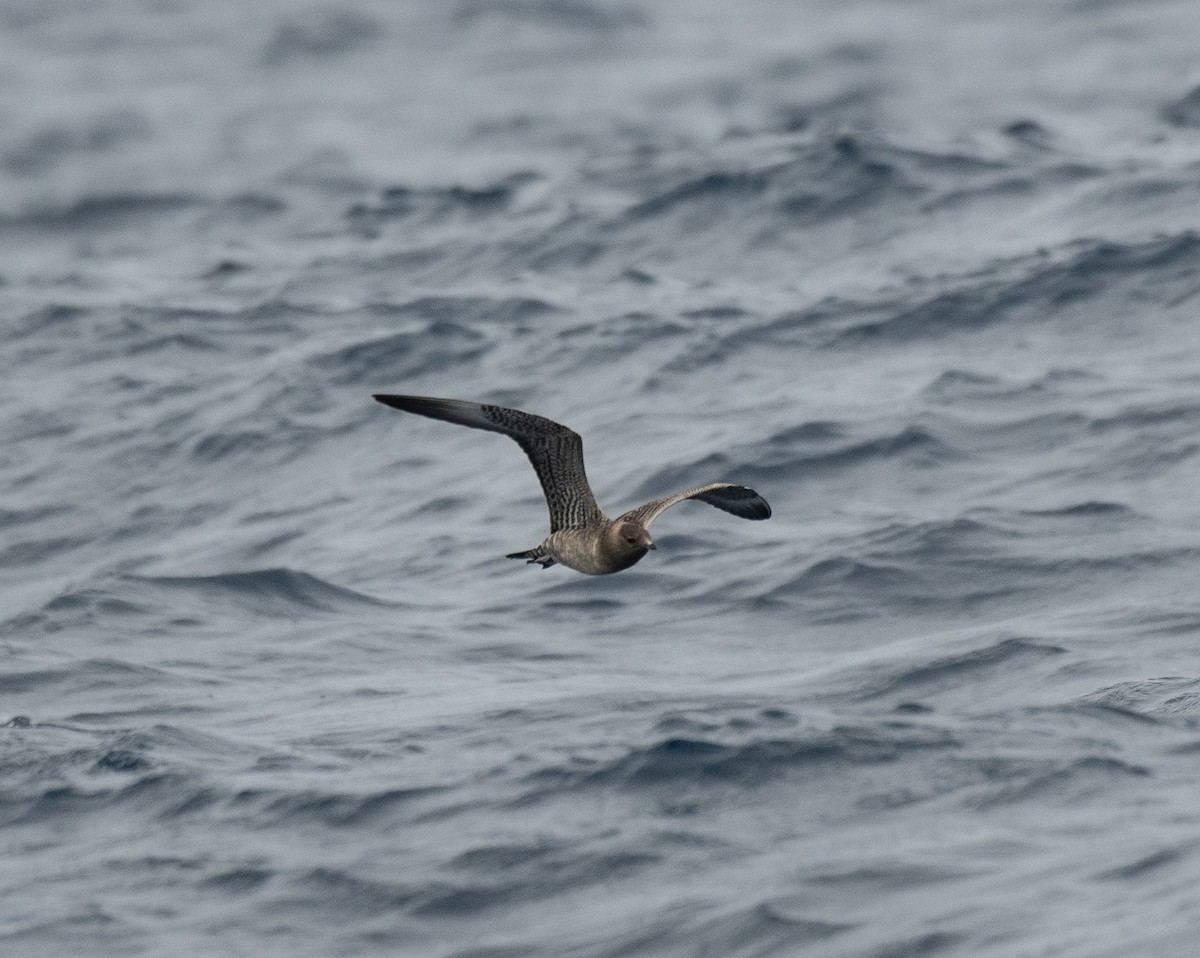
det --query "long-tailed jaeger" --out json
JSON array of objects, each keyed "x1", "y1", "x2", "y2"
[{"x1": 372, "y1": 394, "x2": 771, "y2": 575}]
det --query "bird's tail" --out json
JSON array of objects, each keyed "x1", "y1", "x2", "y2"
[{"x1": 506, "y1": 547, "x2": 555, "y2": 569}]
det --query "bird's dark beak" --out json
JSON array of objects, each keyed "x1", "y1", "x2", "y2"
[{"x1": 647, "y1": 541, "x2": 656, "y2": 550}]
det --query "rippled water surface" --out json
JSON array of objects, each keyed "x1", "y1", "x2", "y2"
[{"x1": 5, "y1": 2, "x2": 1200, "y2": 955}]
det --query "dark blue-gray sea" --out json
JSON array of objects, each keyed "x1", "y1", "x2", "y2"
[{"x1": 5, "y1": 2, "x2": 1200, "y2": 955}]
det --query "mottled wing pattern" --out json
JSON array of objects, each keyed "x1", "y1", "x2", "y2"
[
  {"x1": 372, "y1": 394, "x2": 604, "y2": 532},
  {"x1": 619, "y1": 482, "x2": 771, "y2": 529}
]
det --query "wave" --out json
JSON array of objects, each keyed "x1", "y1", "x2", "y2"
[
  {"x1": 843, "y1": 637, "x2": 1069, "y2": 704},
  {"x1": 920, "y1": 366, "x2": 1102, "y2": 404},
  {"x1": 0, "y1": 657, "x2": 167, "y2": 697},
  {"x1": 416, "y1": 845, "x2": 657, "y2": 917},
  {"x1": 309, "y1": 296, "x2": 562, "y2": 385},
  {"x1": 260, "y1": 7, "x2": 379, "y2": 66},
  {"x1": 618, "y1": 134, "x2": 923, "y2": 233},
  {"x1": 966, "y1": 755, "x2": 1151, "y2": 810},
  {"x1": 663, "y1": 229, "x2": 1200, "y2": 358},
  {"x1": 7, "y1": 569, "x2": 393, "y2": 639},
  {"x1": 2, "y1": 771, "x2": 195, "y2": 829},
  {"x1": 124, "y1": 568, "x2": 393, "y2": 616},
  {"x1": 346, "y1": 173, "x2": 537, "y2": 232},
  {"x1": 832, "y1": 231, "x2": 1200, "y2": 344},
  {"x1": 0, "y1": 191, "x2": 198, "y2": 230},
  {"x1": 525, "y1": 720, "x2": 958, "y2": 795},
  {"x1": 631, "y1": 421, "x2": 961, "y2": 503},
  {"x1": 1161, "y1": 84, "x2": 1200, "y2": 127},
  {"x1": 453, "y1": 0, "x2": 647, "y2": 33},
  {"x1": 310, "y1": 320, "x2": 487, "y2": 386},
  {"x1": 235, "y1": 784, "x2": 448, "y2": 829},
  {"x1": 1080, "y1": 677, "x2": 1200, "y2": 718}
]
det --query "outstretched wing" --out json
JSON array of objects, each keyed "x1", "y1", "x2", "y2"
[
  {"x1": 619, "y1": 483, "x2": 771, "y2": 530},
  {"x1": 373, "y1": 394, "x2": 604, "y2": 532}
]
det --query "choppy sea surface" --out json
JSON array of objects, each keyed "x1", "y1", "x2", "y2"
[{"x1": 5, "y1": 1, "x2": 1200, "y2": 955}]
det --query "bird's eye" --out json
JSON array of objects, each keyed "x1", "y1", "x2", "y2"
[{"x1": 625, "y1": 536, "x2": 636, "y2": 544}]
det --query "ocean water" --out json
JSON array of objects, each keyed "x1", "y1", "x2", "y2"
[{"x1": 4, "y1": 1, "x2": 1200, "y2": 955}]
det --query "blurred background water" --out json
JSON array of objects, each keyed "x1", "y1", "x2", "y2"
[{"x1": 4, "y1": 1, "x2": 1200, "y2": 955}]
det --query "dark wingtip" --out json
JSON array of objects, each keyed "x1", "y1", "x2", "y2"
[
  {"x1": 742, "y1": 500, "x2": 771, "y2": 520},
  {"x1": 731, "y1": 485, "x2": 771, "y2": 520},
  {"x1": 373, "y1": 393, "x2": 406, "y2": 409}
]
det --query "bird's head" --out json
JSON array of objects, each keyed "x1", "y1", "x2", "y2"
[{"x1": 608, "y1": 519, "x2": 655, "y2": 561}]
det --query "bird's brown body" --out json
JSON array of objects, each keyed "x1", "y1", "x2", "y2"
[{"x1": 514, "y1": 520, "x2": 656, "y2": 575}]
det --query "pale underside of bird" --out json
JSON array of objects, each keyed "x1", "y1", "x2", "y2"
[{"x1": 372, "y1": 394, "x2": 771, "y2": 575}]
